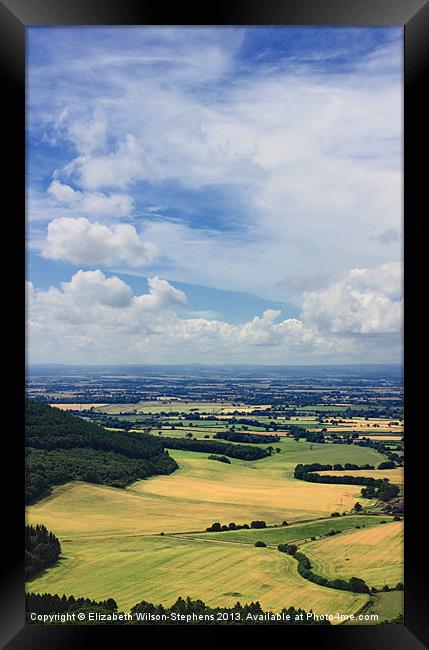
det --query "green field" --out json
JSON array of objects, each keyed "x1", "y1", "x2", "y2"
[
  {"x1": 26, "y1": 532, "x2": 369, "y2": 618},
  {"x1": 304, "y1": 521, "x2": 403, "y2": 589},
  {"x1": 187, "y1": 515, "x2": 392, "y2": 545},
  {"x1": 349, "y1": 591, "x2": 403, "y2": 624}
]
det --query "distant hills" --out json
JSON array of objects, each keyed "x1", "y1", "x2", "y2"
[{"x1": 25, "y1": 400, "x2": 178, "y2": 504}]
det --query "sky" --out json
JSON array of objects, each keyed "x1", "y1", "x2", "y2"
[{"x1": 26, "y1": 26, "x2": 403, "y2": 365}]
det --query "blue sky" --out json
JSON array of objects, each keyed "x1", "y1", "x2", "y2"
[{"x1": 27, "y1": 27, "x2": 403, "y2": 364}]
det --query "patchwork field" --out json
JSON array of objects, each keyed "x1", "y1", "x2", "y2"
[
  {"x1": 93, "y1": 401, "x2": 248, "y2": 415},
  {"x1": 26, "y1": 532, "x2": 368, "y2": 618},
  {"x1": 26, "y1": 435, "x2": 400, "y2": 621},
  {"x1": 304, "y1": 521, "x2": 403, "y2": 589}
]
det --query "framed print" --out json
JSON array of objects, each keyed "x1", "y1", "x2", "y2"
[{"x1": 1, "y1": 0, "x2": 428, "y2": 647}]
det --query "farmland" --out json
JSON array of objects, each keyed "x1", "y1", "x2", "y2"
[
  {"x1": 349, "y1": 591, "x2": 404, "y2": 625},
  {"x1": 26, "y1": 364, "x2": 404, "y2": 624},
  {"x1": 27, "y1": 445, "x2": 384, "y2": 537},
  {"x1": 25, "y1": 534, "x2": 368, "y2": 617},
  {"x1": 304, "y1": 521, "x2": 404, "y2": 589},
  {"x1": 187, "y1": 515, "x2": 392, "y2": 546}
]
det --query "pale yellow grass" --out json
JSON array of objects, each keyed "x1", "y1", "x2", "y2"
[
  {"x1": 49, "y1": 403, "x2": 108, "y2": 410},
  {"x1": 220, "y1": 405, "x2": 271, "y2": 413},
  {"x1": 314, "y1": 417, "x2": 404, "y2": 433},
  {"x1": 304, "y1": 522, "x2": 403, "y2": 588},
  {"x1": 365, "y1": 435, "x2": 403, "y2": 441},
  {"x1": 27, "y1": 451, "x2": 377, "y2": 540},
  {"x1": 318, "y1": 468, "x2": 404, "y2": 486}
]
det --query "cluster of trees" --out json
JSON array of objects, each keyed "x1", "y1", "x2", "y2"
[
  {"x1": 378, "y1": 461, "x2": 396, "y2": 469},
  {"x1": 25, "y1": 400, "x2": 178, "y2": 504},
  {"x1": 361, "y1": 482, "x2": 400, "y2": 502},
  {"x1": 161, "y1": 436, "x2": 269, "y2": 460},
  {"x1": 25, "y1": 525, "x2": 61, "y2": 581},
  {"x1": 295, "y1": 463, "x2": 376, "y2": 474},
  {"x1": 292, "y1": 429, "x2": 325, "y2": 444},
  {"x1": 26, "y1": 592, "x2": 328, "y2": 625},
  {"x1": 277, "y1": 545, "x2": 370, "y2": 593},
  {"x1": 213, "y1": 431, "x2": 280, "y2": 444},
  {"x1": 206, "y1": 520, "x2": 267, "y2": 532},
  {"x1": 278, "y1": 543, "x2": 298, "y2": 555},
  {"x1": 208, "y1": 455, "x2": 231, "y2": 464}
]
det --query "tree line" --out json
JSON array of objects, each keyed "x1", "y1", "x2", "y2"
[
  {"x1": 213, "y1": 431, "x2": 280, "y2": 444},
  {"x1": 161, "y1": 436, "x2": 270, "y2": 460},
  {"x1": 277, "y1": 544, "x2": 370, "y2": 593},
  {"x1": 26, "y1": 593, "x2": 328, "y2": 625},
  {"x1": 26, "y1": 524, "x2": 61, "y2": 581}
]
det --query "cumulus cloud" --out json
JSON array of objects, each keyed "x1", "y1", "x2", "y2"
[
  {"x1": 135, "y1": 276, "x2": 187, "y2": 311},
  {"x1": 301, "y1": 262, "x2": 402, "y2": 334},
  {"x1": 41, "y1": 217, "x2": 157, "y2": 268},
  {"x1": 27, "y1": 264, "x2": 402, "y2": 364},
  {"x1": 47, "y1": 180, "x2": 133, "y2": 217}
]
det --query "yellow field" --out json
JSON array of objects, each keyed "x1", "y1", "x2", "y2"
[
  {"x1": 220, "y1": 405, "x2": 271, "y2": 413},
  {"x1": 365, "y1": 435, "x2": 403, "y2": 441},
  {"x1": 26, "y1": 533, "x2": 368, "y2": 618},
  {"x1": 310, "y1": 417, "x2": 403, "y2": 434},
  {"x1": 318, "y1": 468, "x2": 404, "y2": 486},
  {"x1": 303, "y1": 521, "x2": 403, "y2": 589},
  {"x1": 49, "y1": 403, "x2": 108, "y2": 410},
  {"x1": 27, "y1": 444, "x2": 384, "y2": 539}
]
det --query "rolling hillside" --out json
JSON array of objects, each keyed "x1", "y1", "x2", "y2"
[{"x1": 25, "y1": 400, "x2": 178, "y2": 503}]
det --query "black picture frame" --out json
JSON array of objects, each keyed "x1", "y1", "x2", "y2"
[{"x1": 2, "y1": 1, "x2": 427, "y2": 647}]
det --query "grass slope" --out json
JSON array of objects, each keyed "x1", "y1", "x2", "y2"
[
  {"x1": 26, "y1": 534, "x2": 368, "y2": 618},
  {"x1": 349, "y1": 591, "x2": 403, "y2": 625},
  {"x1": 303, "y1": 521, "x2": 403, "y2": 589},
  {"x1": 27, "y1": 443, "x2": 385, "y2": 538}
]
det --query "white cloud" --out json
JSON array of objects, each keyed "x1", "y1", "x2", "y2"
[
  {"x1": 41, "y1": 217, "x2": 157, "y2": 268},
  {"x1": 27, "y1": 264, "x2": 402, "y2": 364},
  {"x1": 47, "y1": 180, "x2": 133, "y2": 217},
  {"x1": 301, "y1": 262, "x2": 402, "y2": 335},
  {"x1": 68, "y1": 134, "x2": 159, "y2": 190},
  {"x1": 135, "y1": 276, "x2": 187, "y2": 311}
]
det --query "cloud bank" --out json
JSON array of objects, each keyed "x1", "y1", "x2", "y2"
[{"x1": 27, "y1": 263, "x2": 402, "y2": 364}]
